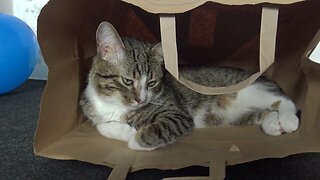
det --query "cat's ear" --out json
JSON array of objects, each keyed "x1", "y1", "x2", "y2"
[
  {"x1": 96, "y1": 22, "x2": 125, "y2": 61},
  {"x1": 151, "y1": 42, "x2": 164, "y2": 63}
]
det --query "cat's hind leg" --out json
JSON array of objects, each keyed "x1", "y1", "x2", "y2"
[
  {"x1": 237, "y1": 83, "x2": 299, "y2": 135},
  {"x1": 261, "y1": 111, "x2": 283, "y2": 136},
  {"x1": 260, "y1": 100, "x2": 299, "y2": 136},
  {"x1": 233, "y1": 107, "x2": 292, "y2": 136},
  {"x1": 253, "y1": 97, "x2": 299, "y2": 136},
  {"x1": 274, "y1": 98, "x2": 299, "y2": 134},
  {"x1": 257, "y1": 96, "x2": 299, "y2": 136}
]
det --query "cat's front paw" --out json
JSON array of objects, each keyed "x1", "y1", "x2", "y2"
[
  {"x1": 96, "y1": 122, "x2": 136, "y2": 142},
  {"x1": 262, "y1": 112, "x2": 283, "y2": 136},
  {"x1": 279, "y1": 113, "x2": 299, "y2": 133},
  {"x1": 128, "y1": 135, "x2": 157, "y2": 151}
]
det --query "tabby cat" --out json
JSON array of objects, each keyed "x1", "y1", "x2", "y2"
[{"x1": 80, "y1": 22, "x2": 299, "y2": 151}]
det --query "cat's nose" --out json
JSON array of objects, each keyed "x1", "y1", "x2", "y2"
[{"x1": 135, "y1": 98, "x2": 144, "y2": 104}]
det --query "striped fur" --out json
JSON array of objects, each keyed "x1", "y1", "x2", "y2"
[{"x1": 80, "y1": 22, "x2": 299, "y2": 150}]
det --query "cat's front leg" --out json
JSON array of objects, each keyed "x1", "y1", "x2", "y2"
[
  {"x1": 128, "y1": 132, "x2": 158, "y2": 151},
  {"x1": 96, "y1": 122, "x2": 136, "y2": 142},
  {"x1": 128, "y1": 113, "x2": 194, "y2": 151}
]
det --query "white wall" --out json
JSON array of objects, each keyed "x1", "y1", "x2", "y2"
[
  {"x1": 0, "y1": 0, "x2": 49, "y2": 80},
  {"x1": 310, "y1": 42, "x2": 320, "y2": 64},
  {"x1": 0, "y1": 0, "x2": 13, "y2": 14},
  {"x1": 13, "y1": 0, "x2": 49, "y2": 80},
  {"x1": 1, "y1": 1, "x2": 319, "y2": 80}
]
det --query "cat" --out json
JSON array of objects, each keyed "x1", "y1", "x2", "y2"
[{"x1": 80, "y1": 21, "x2": 299, "y2": 151}]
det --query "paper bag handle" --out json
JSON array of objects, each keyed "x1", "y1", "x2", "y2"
[
  {"x1": 159, "y1": 6, "x2": 279, "y2": 95},
  {"x1": 106, "y1": 145, "x2": 241, "y2": 180},
  {"x1": 163, "y1": 145, "x2": 241, "y2": 180},
  {"x1": 107, "y1": 155, "x2": 228, "y2": 180},
  {"x1": 162, "y1": 160, "x2": 226, "y2": 180},
  {"x1": 106, "y1": 148, "x2": 135, "y2": 180},
  {"x1": 107, "y1": 157, "x2": 132, "y2": 180}
]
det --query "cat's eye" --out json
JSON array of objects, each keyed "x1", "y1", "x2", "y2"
[
  {"x1": 122, "y1": 77, "x2": 134, "y2": 86},
  {"x1": 148, "y1": 80, "x2": 157, "y2": 87}
]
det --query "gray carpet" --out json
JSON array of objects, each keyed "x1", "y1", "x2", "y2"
[{"x1": 1, "y1": 80, "x2": 320, "y2": 180}]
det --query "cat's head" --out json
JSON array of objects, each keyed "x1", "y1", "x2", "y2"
[{"x1": 89, "y1": 22, "x2": 164, "y2": 110}]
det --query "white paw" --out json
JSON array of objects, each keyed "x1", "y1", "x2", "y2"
[
  {"x1": 96, "y1": 122, "x2": 136, "y2": 142},
  {"x1": 262, "y1": 112, "x2": 283, "y2": 136},
  {"x1": 279, "y1": 113, "x2": 299, "y2": 133},
  {"x1": 128, "y1": 135, "x2": 157, "y2": 151}
]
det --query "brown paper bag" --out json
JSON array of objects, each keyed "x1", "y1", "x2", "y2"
[{"x1": 34, "y1": 0, "x2": 320, "y2": 179}]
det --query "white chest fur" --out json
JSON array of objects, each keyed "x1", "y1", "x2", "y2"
[
  {"x1": 85, "y1": 83, "x2": 137, "y2": 144},
  {"x1": 85, "y1": 83, "x2": 129, "y2": 123}
]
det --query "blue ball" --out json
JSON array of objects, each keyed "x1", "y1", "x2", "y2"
[{"x1": 0, "y1": 13, "x2": 39, "y2": 94}]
